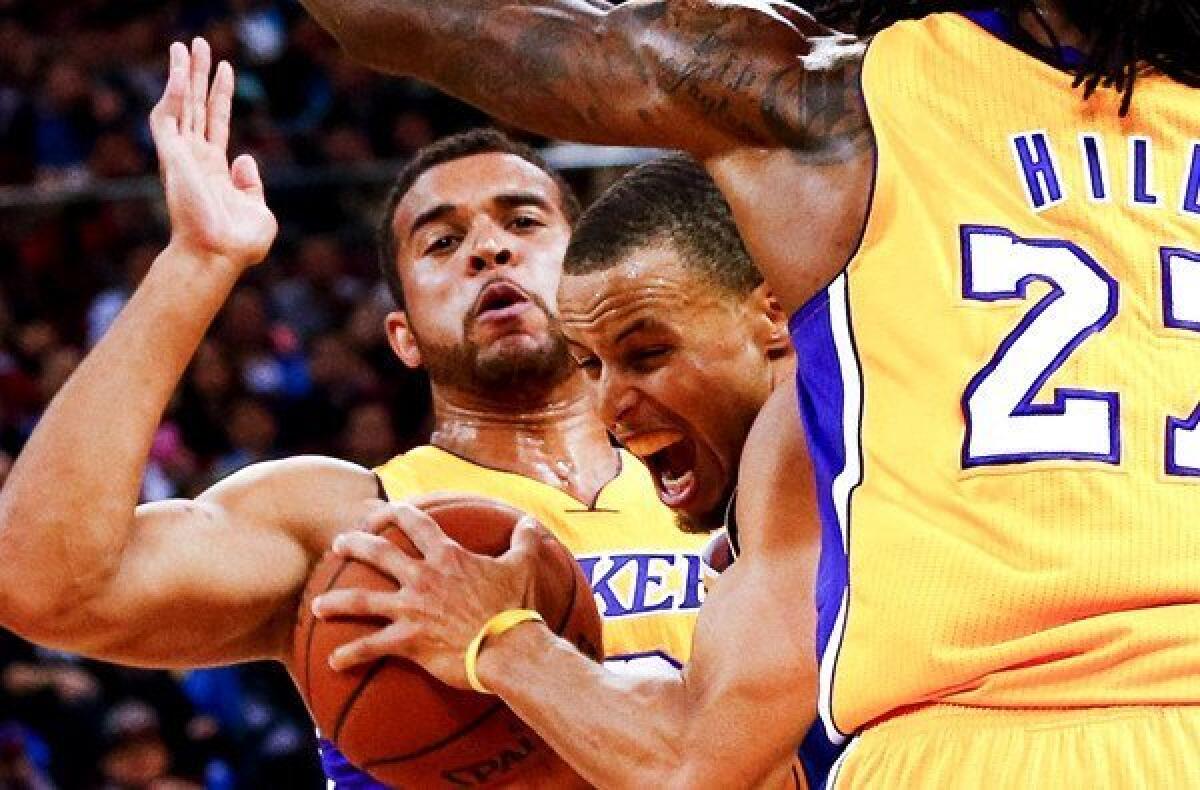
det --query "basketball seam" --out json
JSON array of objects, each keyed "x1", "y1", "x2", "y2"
[
  {"x1": 362, "y1": 700, "x2": 508, "y2": 767},
  {"x1": 330, "y1": 522, "x2": 402, "y2": 746},
  {"x1": 363, "y1": 525, "x2": 585, "y2": 767},
  {"x1": 318, "y1": 502, "x2": 587, "y2": 771},
  {"x1": 332, "y1": 657, "x2": 390, "y2": 745},
  {"x1": 302, "y1": 529, "x2": 376, "y2": 704}
]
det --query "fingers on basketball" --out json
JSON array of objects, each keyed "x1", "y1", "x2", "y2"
[
  {"x1": 332, "y1": 530, "x2": 417, "y2": 584},
  {"x1": 503, "y1": 515, "x2": 545, "y2": 568},
  {"x1": 329, "y1": 623, "x2": 418, "y2": 672},
  {"x1": 407, "y1": 502, "x2": 459, "y2": 554}
]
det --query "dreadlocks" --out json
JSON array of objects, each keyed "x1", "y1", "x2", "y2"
[{"x1": 808, "y1": 1, "x2": 1200, "y2": 114}]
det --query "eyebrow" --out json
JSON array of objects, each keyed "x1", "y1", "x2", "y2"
[
  {"x1": 494, "y1": 191, "x2": 553, "y2": 212},
  {"x1": 615, "y1": 317, "x2": 668, "y2": 344},
  {"x1": 408, "y1": 203, "x2": 456, "y2": 241},
  {"x1": 407, "y1": 191, "x2": 554, "y2": 241}
]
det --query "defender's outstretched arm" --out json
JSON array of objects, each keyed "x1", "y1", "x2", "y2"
[{"x1": 300, "y1": 0, "x2": 869, "y2": 160}]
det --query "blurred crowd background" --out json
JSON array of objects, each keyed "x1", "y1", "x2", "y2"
[{"x1": 0, "y1": 1, "x2": 617, "y2": 787}]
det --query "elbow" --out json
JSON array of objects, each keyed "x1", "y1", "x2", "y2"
[
  {"x1": 0, "y1": 506, "x2": 35, "y2": 628},
  {"x1": 0, "y1": 575, "x2": 80, "y2": 643},
  {"x1": 306, "y1": 0, "x2": 418, "y2": 75},
  {"x1": 0, "y1": 570, "x2": 107, "y2": 650},
  {"x1": 618, "y1": 757, "x2": 691, "y2": 790},
  {"x1": 0, "y1": 506, "x2": 100, "y2": 640},
  {"x1": 641, "y1": 727, "x2": 725, "y2": 790},
  {"x1": 648, "y1": 746, "x2": 692, "y2": 790}
]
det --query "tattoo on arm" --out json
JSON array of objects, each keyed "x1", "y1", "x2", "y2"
[
  {"x1": 314, "y1": 0, "x2": 871, "y2": 157},
  {"x1": 649, "y1": 7, "x2": 871, "y2": 160},
  {"x1": 760, "y1": 54, "x2": 872, "y2": 163}
]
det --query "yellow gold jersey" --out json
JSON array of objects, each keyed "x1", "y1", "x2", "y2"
[
  {"x1": 791, "y1": 10, "x2": 1200, "y2": 745},
  {"x1": 375, "y1": 445, "x2": 709, "y2": 675}
]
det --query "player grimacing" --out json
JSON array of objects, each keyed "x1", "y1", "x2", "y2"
[{"x1": 296, "y1": 0, "x2": 1200, "y2": 786}]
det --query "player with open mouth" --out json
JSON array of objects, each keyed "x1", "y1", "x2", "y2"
[{"x1": 558, "y1": 164, "x2": 794, "y2": 535}]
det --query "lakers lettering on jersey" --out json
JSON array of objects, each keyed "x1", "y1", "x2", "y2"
[
  {"x1": 319, "y1": 444, "x2": 710, "y2": 786},
  {"x1": 791, "y1": 10, "x2": 1200, "y2": 747}
]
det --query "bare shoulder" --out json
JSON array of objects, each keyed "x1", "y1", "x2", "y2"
[
  {"x1": 196, "y1": 455, "x2": 383, "y2": 552},
  {"x1": 735, "y1": 379, "x2": 819, "y2": 556},
  {"x1": 203, "y1": 454, "x2": 378, "y2": 495}
]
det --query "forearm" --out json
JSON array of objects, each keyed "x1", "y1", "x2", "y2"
[
  {"x1": 478, "y1": 623, "x2": 693, "y2": 788},
  {"x1": 299, "y1": 0, "x2": 848, "y2": 153},
  {"x1": 302, "y1": 0, "x2": 627, "y2": 142},
  {"x1": 0, "y1": 245, "x2": 239, "y2": 616}
]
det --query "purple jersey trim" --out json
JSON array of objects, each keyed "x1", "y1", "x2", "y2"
[
  {"x1": 962, "y1": 10, "x2": 1088, "y2": 69},
  {"x1": 789, "y1": 289, "x2": 853, "y2": 680},
  {"x1": 788, "y1": 283, "x2": 862, "y2": 758},
  {"x1": 318, "y1": 738, "x2": 391, "y2": 789}
]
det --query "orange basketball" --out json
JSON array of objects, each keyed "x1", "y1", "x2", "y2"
[{"x1": 293, "y1": 494, "x2": 602, "y2": 788}]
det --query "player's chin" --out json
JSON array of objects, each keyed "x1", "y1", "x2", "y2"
[
  {"x1": 478, "y1": 330, "x2": 557, "y2": 362},
  {"x1": 474, "y1": 330, "x2": 571, "y2": 385}
]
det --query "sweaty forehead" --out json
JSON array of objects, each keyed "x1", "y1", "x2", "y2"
[
  {"x1": 560, "y1": 249, "x2": 726, "y2": 338},
  {"x1": 394, "y1": 152, "x2": 562, "y2": 234}
]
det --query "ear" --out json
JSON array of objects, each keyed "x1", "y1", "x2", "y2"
[
  {"x1": 385, "y1": 310, "x2": 423, "y2": 369},
  {"x1": 745, "y1": 282, "x2": 791, "y2": 360}
]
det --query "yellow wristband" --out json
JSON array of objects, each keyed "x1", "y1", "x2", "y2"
[{"x1": 464, "y1": 608, "x2": 544, "y2": 694}]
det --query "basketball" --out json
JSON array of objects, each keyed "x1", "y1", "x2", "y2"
[{"x1": 293, "y1": 494, "x2": 603, "y2": 788}]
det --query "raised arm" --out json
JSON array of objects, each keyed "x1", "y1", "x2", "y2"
[
  {"x1": 313, "y1": 381, "x2": 819, "y2": 787},
  {"x1": 0, "y1": 40, "x2": 378, "y2": 668},
  {"x1": 299, "y1": 0, "x2": 868, "y2": 160}
]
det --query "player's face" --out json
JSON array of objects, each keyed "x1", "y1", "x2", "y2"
[
  {"x1": 385, "y1": 153, "x2": 573, "y2": 394},
  {"x1": 560, "y1": 247, "x2": 785, "y2": 530}
]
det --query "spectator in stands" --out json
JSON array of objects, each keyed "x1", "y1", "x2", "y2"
[
  {"x1": 211, "y1": 397, "x2": 280, "y2": 482},
  {"x1": 0, "y1": 723, "x2": 55, "y2": 790},
  {"x1": 97, "y1": 700, "x2": 202, "y2": 790}
]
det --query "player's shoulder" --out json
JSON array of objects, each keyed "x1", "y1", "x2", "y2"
[
  {"x1": 375, "y1": 445, "x2": 520, "y2": 502},
  {"x1": 373, "y1": 446, "x2": 423, "y2": 493},
  {"x1": 860, "y1": 11, "x2": 987, "y2": 79},
  {"x1": 199, "y1": 455, "x2": 379, "y2": 523},
  {"x1": 213, "y1": 454, "x2": 376, "y2": 493}
]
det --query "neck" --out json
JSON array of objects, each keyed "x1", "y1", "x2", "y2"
[
  {"x1": 692, "y1": 352, "x2": 795, "y2": 534},
  {"x1": 1016, "y1": 1, "x2": 1091, "y2": 53},
  {"x1": 428, "y1": 374, "x2": 619, "y2": 505},
  {"x1": 769, "y1": 353, "x2": 796, "y2": 392}
]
